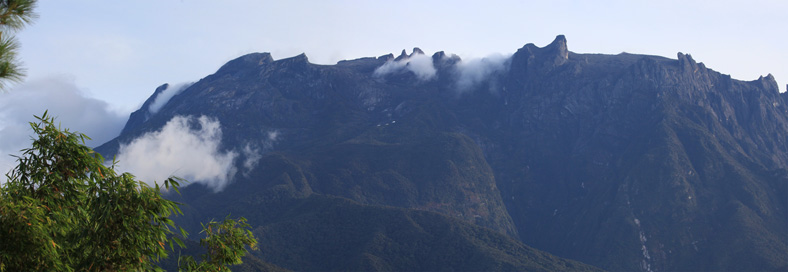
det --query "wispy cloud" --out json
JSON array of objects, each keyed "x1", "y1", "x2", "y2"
[
  {"x1": 115, "y1": 115, "x2": 237, "y2": 192},
  {"x1": 241, "y1": 144, "x2": 261, "y2": 175},
  {"x1": 240, "y1": 129, "x2": 280, "y2": 176},
  {"x1": 374, "y1": 51, "x2": 437, "y2": 81},
  {"x1": 453, "y1": 53, "x2": 511, "y2": 92},
  {"x1": 148, "y1": 82, "x2": 192, "y2": 114}
]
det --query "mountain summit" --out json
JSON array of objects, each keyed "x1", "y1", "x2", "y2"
[{"x1": 97, "y1": 35, "x2": 788, "y2": 271}]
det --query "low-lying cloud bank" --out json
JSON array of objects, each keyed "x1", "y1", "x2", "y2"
[
  {"x1": 374, "y1": 53, "x2": 437, "y2": 81},
  {"x1": 116, "y1": 115, "x2": 237, "y2": 192},
  {"x1": 372, "y1": 49, "x2": 512, "y2": 92},
  {"x1": 0, "y1": 76, "x2": 127, "y2": 179},
  {"x1": 453, "y1": 53, "x2": 511, "y2": 92}
]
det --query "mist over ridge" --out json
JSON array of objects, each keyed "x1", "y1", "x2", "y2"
[{"x1": 95, "y1": 35, "x2": 788, "y2": 272}]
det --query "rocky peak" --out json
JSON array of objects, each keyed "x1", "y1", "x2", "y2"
[
  {"x1": 509, "y1": 34, "x2": 570, "y2": 76},
  {"x1": 432, "y1": 51, "x2": 446, "y2": 61},
  {"x1": 758, "y1": 73, "x2": 779, "y2": 93},
  {"x1": 267, "y1": 53, "x2": 312, "y2": 74},
  {"x1": 153, "y1": 83, "x2": 169, "y2": 96},
  {"x1": 677, "y1": 52, "x2": 700, "y2": 73},
  {"x1": 410, "y1": 47, "x2": 425, "y2": 57},
  {"x1": 431, "y1": 51, "x2": 461, "y2": 79},
  {"x1": 395, "y1": 49, "x2": 409, "y2": 61},
  {"x1": 378, "y1": 53, "x2": 394, "y2": 62},
  {"x1": 120, "y1": 83, "x2": 169, "y2": 134},
  {"x1": 282, "y1": 53, "x2": 309, "y2": 64},
  {"x1": 432, "y1": 51, "x2": 461, "y2": 69},
  {"x1": 216, "y1": 52, "x2": 273, "y2": 74},
  {"x1": 544, "y1": 34, "x2": 569, "y2": 61},
  {"x1": 392, "y1": 48, "x2": 426, "y2": 62}
]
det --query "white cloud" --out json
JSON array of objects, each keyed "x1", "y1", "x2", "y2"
[
  {"x1": 374, "y1": 53, "x2": 437, "y2": 81},
  {"x1": 241, "y1": 129, "x2": 281, "y2": 176},
  {"x1": 148, "y1": 82, "x2": 192, "y2": 114},
  {"x1": 405, "y1": 54, "x2": 438, "y2": 81},
  {"x1": 267, "y1": 130, "x2": 280, "y2": 142},
  {"x1": 241, "y1": 144, "x2": 261, "y2": 176},
  {"x1": 0, "y1": 76, "x2": 127, "y2": 179},
  {"x1": 374, "y1": 59, "x2": 406, "y2": 77},
  {"x1": 115, "y1": 115, "x2": 237, "y2": 192},
  {"x1": 372, "y1": 51, "x2": 511, "y2": 90},
  {"x1": 453, "y1": 53, "x2": 511, "y2": 92}
]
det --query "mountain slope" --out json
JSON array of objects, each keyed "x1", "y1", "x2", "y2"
[
  {"x1": 162, "y1": 153, "x2": 598, "y2": 271},
  {"x1": 97, "y1": 35, "x2": 788, "y2": 271},
  {"x1": 250, "y1": 195, "x2": 600, "y2": 271},
  {"x1": 477, "y1": 37, "x2": 788, "y2": 271}
]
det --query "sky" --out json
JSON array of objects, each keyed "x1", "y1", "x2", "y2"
[{"x1": 1, "y1": 0, "x2": 786, "y2": 181}]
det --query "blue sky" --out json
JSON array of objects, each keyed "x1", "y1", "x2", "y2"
[
  {"x1": 1, "y1": 0, "x2": 786, "y2": 175},
  {"x1": 16, "y1": 0, "x2": 788, "y2": 108}
]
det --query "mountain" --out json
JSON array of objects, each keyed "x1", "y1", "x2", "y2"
[
  {"x1": 243, "y1": 194, "x2": 599, "y2": 271},
  {"x1": 96, "y1": 35, "x2": 788, "y2": 271}
]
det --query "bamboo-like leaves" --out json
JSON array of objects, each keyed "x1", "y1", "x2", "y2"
[
  {"x1": 1, "y1": 113, "x2": 257, "y2": 271},
  {"x1": 0, "y1": 114, "x2": 185, "y2": 271},
  {"x1": 178, "y1": 216, "x2": 258, "y2": 272}
]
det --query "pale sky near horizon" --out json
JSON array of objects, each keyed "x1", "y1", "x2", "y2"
[
  {"x1": 0, "y1": 0, "x2": 786, "y2": 176},
  {"x1": 14, "y1": 1, "x2": 788, "y2": 109}
]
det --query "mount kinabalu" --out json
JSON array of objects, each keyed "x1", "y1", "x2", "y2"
[{"x1": 96, "y1": 35, "x2": 788, "y2": 271}]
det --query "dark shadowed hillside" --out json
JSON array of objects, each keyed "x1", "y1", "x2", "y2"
[
  {"x1": 248, "y1": 195, "x2": 600, "y2": 271},
  {"x1": 97, "y1": 35, "x2": 788, "y2": 271}
]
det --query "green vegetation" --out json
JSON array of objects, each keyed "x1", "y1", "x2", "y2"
[
  {"x1": 0, "y1": 113, "x2": 257, "y2": 271},
  {"x1": 168, "y1": 150, "x2": 603, "y2": 271},
  {"x1": 0, "y1": 0, "x2": 37, "y2": 90},
  {"x1": 178, "y1": 217, "x2": 258, "y2": 271},
  {"x1": 218, "y1": 194, "x2": 603, "y2": 271}
]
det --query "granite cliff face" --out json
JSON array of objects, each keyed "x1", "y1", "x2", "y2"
[
  {"x1": 488, "y1": 37, "x2": 788, "y2": 271},
  {"x1": 98, "y1": 35, "x2": 788, "y2": 271}
]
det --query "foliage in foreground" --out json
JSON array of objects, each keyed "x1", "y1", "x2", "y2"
[
  {"x1": 0, "y1": 0, "x2": 38, "y2": 90},
  {"x1": 0, "y1": 113, "x2": 256, "y2": 271},
  {"x1": 179, "y1": 217, "x2": 258, "y2": 271}
]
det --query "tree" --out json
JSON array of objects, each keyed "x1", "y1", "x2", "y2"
[
  {"x1": 0, "y1": 113, "x2": 257, "y2": 271},
  {"x1": 0, "y1": 0, "x2": 37, "y2": 90},
  {"x1": 178, "y1": 217, "x2": 259, "y2": 271}
]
